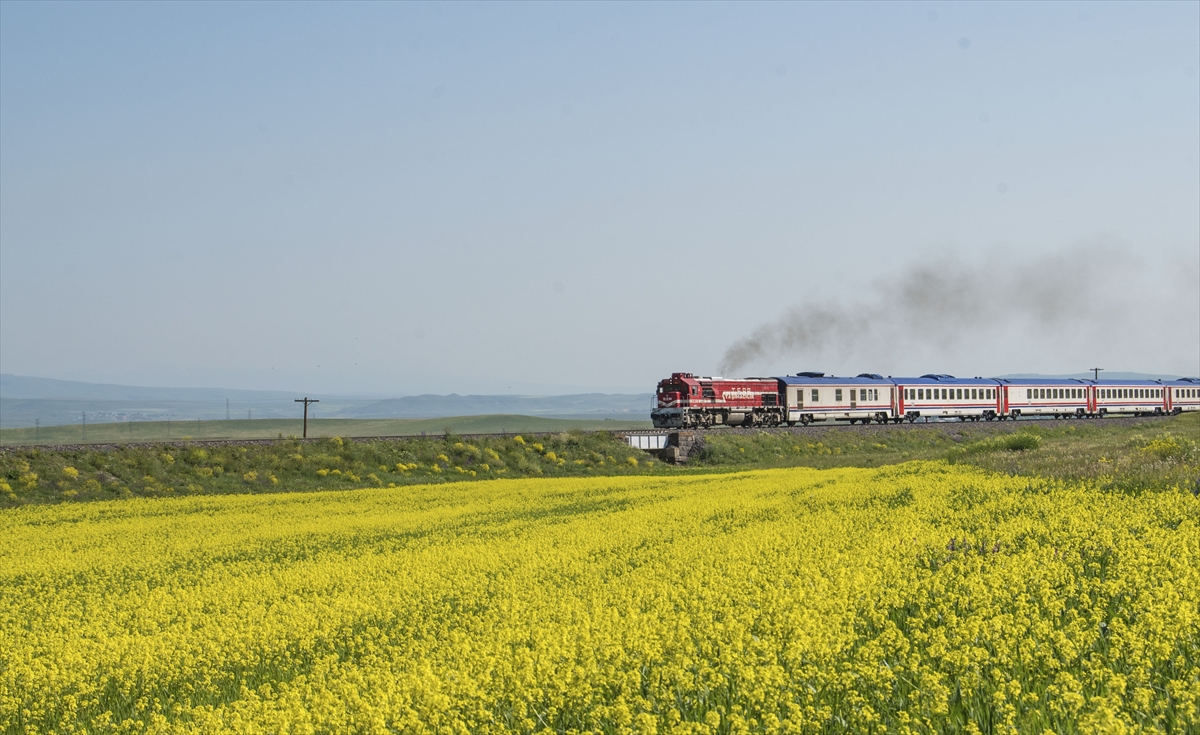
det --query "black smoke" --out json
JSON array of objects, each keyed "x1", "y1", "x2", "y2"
[{"x1": 717, "y1": 244, "x2": 1186, "y2": 375}]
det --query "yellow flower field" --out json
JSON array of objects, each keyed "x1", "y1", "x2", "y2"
[{"x1": 1, "y1": 463, "x2": 1197, "y2": 734}]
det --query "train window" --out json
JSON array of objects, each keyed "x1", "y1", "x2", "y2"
[
  {"x1": 859, "y1": 389, "x2": 866, "y2": 401},
  {"x1": 918, "y1": 388, "x2": 924, "y2": 399},
  {"x1": 811, "y1": 389, "x2": 819, "y2": 403},
  {"x1": 835, "y1": 389, "x2": 843, "y2": 402},
  {"x1": 692, "y1": 387, "x2": 697, "y2": 396}
]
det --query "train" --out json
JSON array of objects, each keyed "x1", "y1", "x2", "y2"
[{"x1": 651, "y1": 371, "x2": 1200, "y2": 428}]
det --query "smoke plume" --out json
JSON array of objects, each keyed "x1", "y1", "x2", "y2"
[{"x1": 718, "y1": 243, "x2": 1193, "y2": 375}]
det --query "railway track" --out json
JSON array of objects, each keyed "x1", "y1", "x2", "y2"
[{"x1": 0, "y1": 414, "x2": 1174, "y2": 454}]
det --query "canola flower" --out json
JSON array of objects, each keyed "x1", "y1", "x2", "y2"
[{"x1": 0, "y1": 463, "x2": 1197, "y2": 734}]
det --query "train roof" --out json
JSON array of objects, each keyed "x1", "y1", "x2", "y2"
[
  {"x1": 777, "y1": 372, "x2": 894, "y2": 385},
  {"x1": 891, "y1": 375, "x2": 1000, "y2": 386},
  {"x1": 994, "y1": 377, "x2": 1095, "y2": 386},
  {"x1": 1161, "y1": 377, "x2": 1200, "y2": 385}
]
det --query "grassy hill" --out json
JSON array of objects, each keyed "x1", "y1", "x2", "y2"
[{"x1": 0, "y1": 414, "x2": 652, "y2": 446}]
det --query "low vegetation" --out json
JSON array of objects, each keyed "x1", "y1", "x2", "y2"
[
  {"x1": 1, "y1": 414, "x2": 1196, "y2": 507},
  {"x1": 0, "y1": 431, "x2": 663, "y2": 505},
  {"x1": 691, "y1": 413, "x2": 1199, "y2": 494}
]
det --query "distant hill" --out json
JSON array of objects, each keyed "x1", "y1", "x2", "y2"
[
  {"x1": 335, "y1": 393, "x2": 653, "y2": 419},
  {"x1": 0, "y1": 375, "x2": 653, "y2": 429},
  {"x1": 0, "y1": 374, "x2": 299, "y2": 402}
]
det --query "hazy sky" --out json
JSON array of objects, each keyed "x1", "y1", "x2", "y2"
[{"x1": 2, "y1": 1, "x2": 1197, "y2": 395}]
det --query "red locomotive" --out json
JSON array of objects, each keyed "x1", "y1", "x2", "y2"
[{"x1": 653, "y1": 372, "x2": 785, "y2": 428}]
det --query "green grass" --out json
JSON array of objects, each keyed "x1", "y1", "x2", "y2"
[
  {"x1": 688, "y1": 412, "x2": 1200, "y2": 493},
  {"x1": 2, "y1": 413, "x2": 1195, "y2": 507},
  {"x1": 0, "y1": 430, "x2": 667, "y2": 505},
  {"x1": 0, "y1": 414, "x2": 652, "y2": 446}
]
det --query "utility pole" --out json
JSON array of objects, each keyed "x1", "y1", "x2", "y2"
[
  {"x1": 82, "y1": 411, "x2": 87, "y2": 442},
  {"x1": 1090, "y1": 367, "x2": 1104, "y2": 381},
  {"x1": 226, "y1": 398, "x2": 230, "y2": 421},
  {"x1": 295, "y1": 397, "x2": 319, "y2": 438}
]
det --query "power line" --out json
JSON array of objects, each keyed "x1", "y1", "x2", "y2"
[{"x1": 295, "y1": 397, "x2": 319, "y2": 438}]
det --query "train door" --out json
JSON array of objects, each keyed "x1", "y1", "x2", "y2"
[
  {"x1": 1000, "y1": 385, "x2": 1009, "y2": 415},
  {"x1": 892, "y1": 386, "x2": 900, "y2": 417},
  {"x1": 1088, "y1": 385, "x2": 1096, "y2": 414},
  {"x1": 1165, "y1": 385, "x2": 1172, "y2": 413},
  {"x1": 849, "y1": 388, "x2": 857, "y2": 410}
]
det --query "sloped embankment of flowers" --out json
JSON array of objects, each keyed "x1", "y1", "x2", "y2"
[{"x1": 0, "y1": 462, "x2": 1197, "y2": 733}]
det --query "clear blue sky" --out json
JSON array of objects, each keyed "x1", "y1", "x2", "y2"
[{"x1": 2, "y1": 1, "x2": 1197, "y2": 394}]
